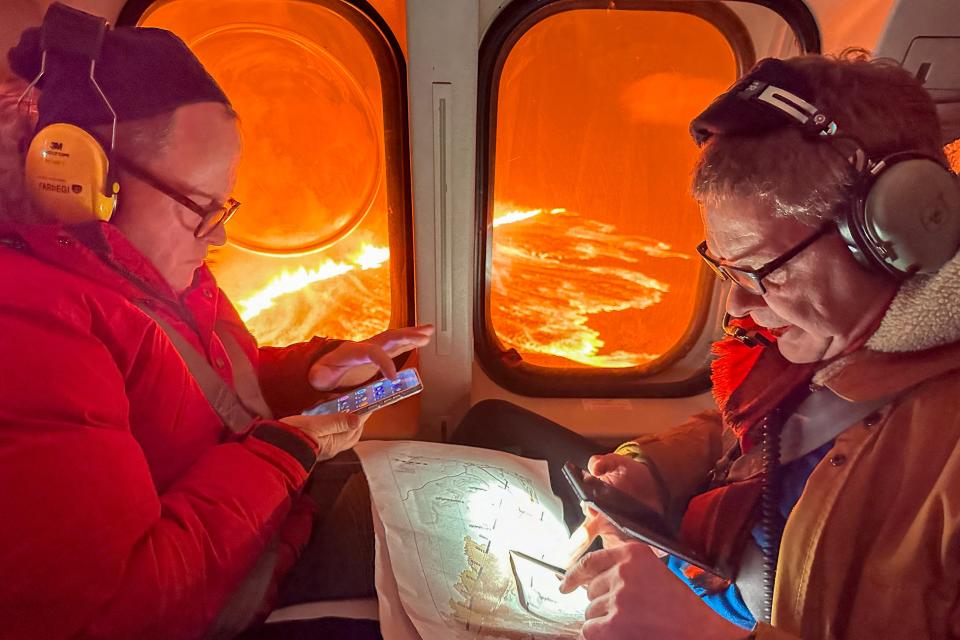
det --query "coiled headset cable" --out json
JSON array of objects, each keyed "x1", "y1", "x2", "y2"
[
  {"x1": 758, "y1": 412, "x2": 784, "y2": 624},
  {"x1": 756, "y1": 385, "x2": 810, "y2": 624}
]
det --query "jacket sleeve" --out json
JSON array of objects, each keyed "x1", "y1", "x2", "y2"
[
  {"x1": 628, "y1": 410, "x2": 726, "y2": 518},
  {"x1": 0, "y1": 309, "x2": 318, "y2": 640},
  {"x1": 257, "y1": 336, "x2": 344, "y2": 417}
]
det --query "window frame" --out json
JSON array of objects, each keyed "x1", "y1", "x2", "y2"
[
  {"x1": 474, "y1": 0, "x2": 820, "y2": 398},
  {"x1": 119, "y1": 0, "x2": 416, "y2": 329}
]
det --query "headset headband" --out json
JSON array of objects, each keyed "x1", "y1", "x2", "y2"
[
  {"x1": 691, "y1": 57, "x2": 960, "y2": 281},
  {"x1": 690, "y1": 58, "x2": 840, "y2": 146},
  {"x1": 40, "y1": 2, "x2": 108, "y2": 59},
  {"x1": 17, "y1": 3, "x2": 117, "y2": 153},
  {"x1": 694, "y1": 59, "x2": 910, "y2": 179}
]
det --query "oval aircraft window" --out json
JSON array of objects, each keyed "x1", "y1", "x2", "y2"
[
  {"x1": 476, "y1": 0, "x2": 816, "y2": 396},
  {"x1": 122, "y1": 0, "x2": 413, "y2": 346},
  {"x1": 189, "y1": 23, "x2": 383, "y2": 256},
  {"x1": 488, "y1": 8, "x2": 737, "y2": 372}
]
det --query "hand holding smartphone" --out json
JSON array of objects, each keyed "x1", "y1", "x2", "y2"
[
  {"x1": 562, "y1": 461, "x2": 729, "y2": 579},
  {"x1": 302, "y1": 367, "x2": 423, "y2": 417}
]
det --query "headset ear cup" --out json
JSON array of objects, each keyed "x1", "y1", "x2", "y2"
[
  {"x1": 861, "y1": 157, "x2": 960, "y2": 276},
  {"x1": 99, "y1": 168, "x2": 120, "y2": 220},
  {"x1": 24, "y1": 123, "x2": 116, "y2": 224},
  {"x1": 836, "y1": 199, "x2": 882, "y2": 273}
]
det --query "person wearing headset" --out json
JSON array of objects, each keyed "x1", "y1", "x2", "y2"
[
  {"x1": 0, "y1": 5, "x2": 431, "y2": 639},
  {"x1": 453, "y1": 51, "x2": 960, "y2": 639}
]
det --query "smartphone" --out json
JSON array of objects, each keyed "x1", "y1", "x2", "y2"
[
  {"x1": 302, "y1": 368, "x2": 423, "y2": 417},
  {"x1": 562, "y1": 462, "x2": 730, "y2": 580},
  {"x1": 509, "y1": 549, "x2": 566, "y2": 578},
  {"x1": 508, "y1": 550, "x2": 588, "y2": 626}
]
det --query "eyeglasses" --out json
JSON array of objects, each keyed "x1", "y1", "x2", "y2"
[
  {"x1": 117, "y1": 158, "x2": 241, "y2": 239},
  {"x1": 697, "y1": 222, "x2": 833, "y2": 295}
]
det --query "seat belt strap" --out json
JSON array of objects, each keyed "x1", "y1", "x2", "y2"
[
  {"x1": 136, "y1": 303, "x2": 273, "y2": 433},
  {"x1": 217, "y1": 325, "x2": 275, "y2": 421},
  {"x1": 778, "y1": 388, "x2": 892, "y2": 463}
]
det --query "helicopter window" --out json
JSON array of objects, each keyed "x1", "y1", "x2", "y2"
[
  {"x1": 946, "y1": 138, "x2": 960, "y2": 172},
  {"x1": 476, "y1": 1, "x2": 758, "y2": 396},
  {"x1": 126, "y1": 0, "x2": 413, "y2": 346}
]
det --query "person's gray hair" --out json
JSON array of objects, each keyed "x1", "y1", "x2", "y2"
[
  {"x1": 91, "y1": 110, "x2": 177, "y2": 163},
  {"x1": 692, "y1": 49, "x2": 946, "y2": 226},
  {"x1": 100, "y1": 102, "x2": 237, "y2": 163},
  {"x1": 0, "y1": 78, "x2": 39, "y2": 223}
]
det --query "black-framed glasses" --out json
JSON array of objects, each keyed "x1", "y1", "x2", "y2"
[
  {"x1": 117, "y1": 158, "x2": 241, "y2": 239},
  {"x1": 697, "y1": 222, "x2": 833, "y2": 295}
]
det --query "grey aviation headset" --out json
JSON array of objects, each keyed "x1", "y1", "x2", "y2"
[{"x1": 691, "y1": 58, "x2": 960, "y2": 278}]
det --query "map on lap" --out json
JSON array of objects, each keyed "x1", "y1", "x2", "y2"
[{"x1": 356, "y1": 441, "x2": 588, "y2": 640}]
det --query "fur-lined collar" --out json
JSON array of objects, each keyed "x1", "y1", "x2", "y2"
[{"x1": 865, "y1": 250, "x2": 960, "y2": 352}]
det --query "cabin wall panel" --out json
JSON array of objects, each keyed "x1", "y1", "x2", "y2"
[{"x1": 407, "y1": 0, "x2": 479, "y2": 438}]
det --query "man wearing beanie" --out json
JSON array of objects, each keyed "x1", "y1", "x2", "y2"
[{"x1": 0, "y1": 4, "x2": 431, "y2": 638}]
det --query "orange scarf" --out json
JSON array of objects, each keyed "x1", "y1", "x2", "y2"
[{"x1": 711, "y1": 318, "x2": 817, "y2": 450}]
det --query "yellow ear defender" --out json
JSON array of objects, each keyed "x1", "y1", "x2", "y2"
[
  {"x1": 24, "y1": 123, "x2": 119, "y2": 223},
  {"x1": 18, "y1": 3, "x2": 120, "y2": 224}
]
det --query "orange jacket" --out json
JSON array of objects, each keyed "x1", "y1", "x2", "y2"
[{"x1": 634, "y1": 340, "x2": 960, "y2": 639}]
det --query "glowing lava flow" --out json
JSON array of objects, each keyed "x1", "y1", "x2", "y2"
[
  {"x1": 490, "y1": 206, "x2": 693, "y2": 368},
  {"x1": 235, "y1": 207, "x2": 692, "y2": 368},
  {"x1": 238, "y1": 243, "x2": 390, "y2": 322},
  {"x1": 492, "y1": 207, "x2": 567, "y2": 228},
  {"x1": 234, "y1": 211, "x2": 562, "y2": 329}
]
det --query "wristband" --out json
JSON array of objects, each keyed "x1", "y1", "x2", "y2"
[
  {"x1": 613, "y1": 441, "x2": 670, "y2": 513},
  {"x1": 614, "y1": 441, "x2": 645, "y2": 460}
]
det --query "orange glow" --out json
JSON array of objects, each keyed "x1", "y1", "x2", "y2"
[
  {"x1": 238, "y1": 243, "x2": 390, "y2": 322},
  {"x1": 236, "y1": 246, "x2": 391, "y2": 346},
  {"x1": 491, "y1": 10, "x2": 738, "y2": 368},
  {"x1": 947, "y1": 139, "x2": 960, "y2": 173},
  {"x1": 140, "y1": 0, "x2": 397, "y2": 346},
  {"x1": 491, "y1": 205, "x2": 690, "y2": 368},
  {"x1": 367, "y1": 0, "x2": 407, "y2": 54}
]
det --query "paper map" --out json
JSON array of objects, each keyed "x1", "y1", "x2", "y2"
[{"x1": 356, "y1": 441, "x2": 588, "y2": 639}]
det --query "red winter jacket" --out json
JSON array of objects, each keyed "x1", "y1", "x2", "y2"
[{"x1": 0, "y1": 221, "x2": 339, "y2": 639}]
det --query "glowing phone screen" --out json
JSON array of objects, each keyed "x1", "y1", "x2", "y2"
[{"x1": 303, "y1": 368, "x2": 422, "y2": 416}]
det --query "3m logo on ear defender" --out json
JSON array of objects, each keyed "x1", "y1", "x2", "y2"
[{"x1": 42, "y1": 141, "x2": 69, "y2": 159}]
